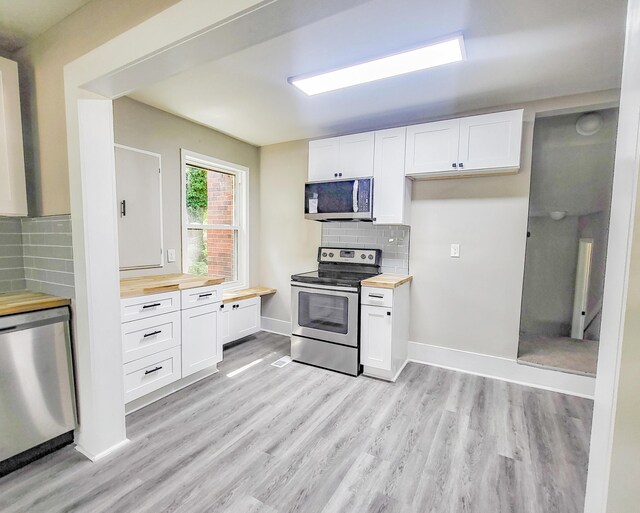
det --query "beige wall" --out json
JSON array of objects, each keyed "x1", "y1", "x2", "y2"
[
  {"x1": 258, "y1": 140, "x2": 321, "y2": 322},
  {"x1": 12, "y1": 0, "x2": 179, "y2": 216},
  {"x1": 113, "y1": 96, "x2": 260, "y2": 283}
]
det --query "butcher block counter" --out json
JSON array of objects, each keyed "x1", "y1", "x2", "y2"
[
  {"x1": 120, "y1": 273, "x2": 225, "y2": 298},
  {"x1": 361, "y1": 273, "x2": 413, "y2": 289},
  {"x1": 0, "y1": 291, "x2": 71, "y2": 316}
]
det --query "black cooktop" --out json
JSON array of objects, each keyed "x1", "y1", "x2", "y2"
[{"x1": 291, "y1": 269, "x2": 380, "y2": 288}]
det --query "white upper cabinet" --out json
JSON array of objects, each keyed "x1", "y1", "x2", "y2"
[
  {"x1": 373, "y1": 127, "x2": 411, "y2": 225},
  {"x1": 0, "y1": 56, "x2": 27, "y2": 217},
  {"x1": 308, "y1": 132, "x2": 374, "y2": 181},
  {"x1": 405, "y1": 109, "x2": 524, "y2": 178},
  {"x1": 458, "y1": 109, "x2": 523, "y2": 172},
  {"x1": 405, "y1": 119, "x2": 460, "y2": 175}
]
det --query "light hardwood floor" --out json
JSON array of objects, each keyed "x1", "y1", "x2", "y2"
[{"x1": 0, "y1": 332, "x2": 593, "y2": 513}]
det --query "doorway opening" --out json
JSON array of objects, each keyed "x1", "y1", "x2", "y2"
[{"x1": 517, "y1": 107, "x2": 618, "y2": 376}]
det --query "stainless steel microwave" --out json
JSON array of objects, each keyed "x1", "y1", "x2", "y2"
[{"x1": 304, "y1": 177, "x2": 373, "y2": 221}]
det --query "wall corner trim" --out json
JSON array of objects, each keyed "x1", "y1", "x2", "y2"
[
  {"x1": 75, "y1": 438, "x2": 130, "y2": 462},
  {"x1": 408, "y1": 341, "x2": 596, "y2": 398}
]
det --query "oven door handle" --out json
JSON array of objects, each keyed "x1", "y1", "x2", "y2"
[{"x1": 291, "y1": 282, "x2": 359, "y2": 294}]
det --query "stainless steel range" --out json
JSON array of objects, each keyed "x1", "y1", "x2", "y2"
[{"x1": 291, "y1": 247, "x2": 381, "y2": 376}]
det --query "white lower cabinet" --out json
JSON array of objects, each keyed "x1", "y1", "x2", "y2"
[
  {"x1": 360, "y1": 283, "x2": 410, "y2": 382},
  {"x1": 218, "y1": 297, "x2": 261, "y2": 345},
  {"x1": 123, "y1": 346, "x2": 182, "y2": 403},
  {"x1": 181, "y1": 302, "x2": 222, "y2": 378}
]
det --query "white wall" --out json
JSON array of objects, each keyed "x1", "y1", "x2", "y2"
[
  {"x1": 113, "y1": 96, "x2": 260, "y2": 283},
  {"x1": 258, "y1": 140, "x2": 321, "y2": 326}
]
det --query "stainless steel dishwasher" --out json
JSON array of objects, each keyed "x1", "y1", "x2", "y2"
[{"x1": 0, "y1": 307, "x2": 77, "y2": 468}]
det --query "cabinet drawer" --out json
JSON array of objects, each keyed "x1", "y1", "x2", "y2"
[
  {"x1": 181, "y1": 285, "x2": 223, "y2": 310},
  {"x1": 123, "y1": 346, "x2": 181, "y2": 403},
  {"x1": 121, "y1": 291, "x2": 180, "y2": 323},
  {"x1": 361, "y1": 287, "x2": 393, "y2": 307},
  {"x1": 121, "y1": 311, "x2": 181, "y2": 363}
]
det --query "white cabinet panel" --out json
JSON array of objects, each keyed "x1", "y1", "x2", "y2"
[
  {"x1": 122, "y1": 311, "x2": 181, "y2": 363},
  {"x1": 120, "y1": 291, "x2": 180, "y2": 323},
  {"x1": 361, "y1": 305, "x2": 392, "y2": 371},
  {"x1": 234, "y1": 297, "x2": 261, "y2": 339},
  {"x1": 181, "y1": 285, "x2": 223, "y2": 310},
  {"x1": 115, "y1": 145, "x2": 163, "y2": 270},
  {"x1": 181, "y1": 302, "x2": 221, "y2": 377},
  {"x1": 219, "y1": 302, "x2": 233, "y2": 345},
  {"x1": 338, "y1": 132, "x2": 375, "y2": 179},
  {"x1": 405, "y1": 119, "x2": 460, "y2": 176},
  {"x1": 373, "y1": 128, "x2": 410, "y2": 225},
  {"x1": 123, "y1": 346, "x2": 181, "y2": 403},
  {"x1": 308, "y1": 138, "x2": 339, "y2": 181},
  {"x1": 458, "y1": 109, "x2": 523, "y2": 171},
  {"x1": 0, "y1": 56, "x2": 26, "y2": 217}
]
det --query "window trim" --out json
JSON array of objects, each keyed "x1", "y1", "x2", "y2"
[{"x1": 180, "y1": 148, "x2": 249, "y2": 290}]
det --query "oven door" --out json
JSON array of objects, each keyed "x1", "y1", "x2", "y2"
[{"x1": 291, "y1": 283, "x2": 359, "y2": 347}]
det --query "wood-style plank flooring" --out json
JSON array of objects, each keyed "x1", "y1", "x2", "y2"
[{"x1": 0, "y1": 332, "x2": 593, "y2": 513}]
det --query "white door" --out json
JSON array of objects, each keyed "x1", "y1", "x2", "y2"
[
  {"x1": 308, "y1": 137, "x2": 340, "y2": 181},
  {"x1": 405, "y1": 119, "x2": 460, "y2": 176},
  {"x1": 338, "y1": 132, "x2": 375, "y2": 179},
  {"x1": 182, "y1": 303, "x2": 221, "y2": 377},
  {"x1": 115, "y1": 145, "x2": 163, "y2": 269},
  {"x1": 373, "y1": 127, "x2": 408, "y2": 225},
  {"x1": 0, "y1": 56, "x2": 26, "y2": 216},
  {"x1": 234, "y1": 297, "x2": 261, "y2": 339},
  {"x1": 457, "y1": 109, "x2": 523, "y2": 171},
  {"x1": 360, "y1": 305, "x2": 392, "y2": 371},
  {"x1": 218, "y1": 303, "x2": 234, "y2": 346}
]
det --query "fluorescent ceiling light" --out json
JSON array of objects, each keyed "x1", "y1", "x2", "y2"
[{"x1": 289, "y1": 35, "x2": 465, "y2": 96}]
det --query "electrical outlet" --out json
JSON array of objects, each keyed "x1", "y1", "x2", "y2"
[
  {"x1": 167, "y1": 249, "x2": 176, "y2": 263},
  {"x1": 450, "y1": 243, "x2": 460, "y2": 258}
]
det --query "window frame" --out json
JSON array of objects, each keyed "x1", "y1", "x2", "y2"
[{"x1": 180, "y1": 148, "x2": 249, "y2": 290}]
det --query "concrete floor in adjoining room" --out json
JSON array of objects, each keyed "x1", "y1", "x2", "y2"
[{"x1": 0, "y1": 332, "x2": 593, "y2": 513}]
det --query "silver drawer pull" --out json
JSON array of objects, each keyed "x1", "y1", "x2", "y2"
[
  {"x1": 144, "y1": 366, "x2": 162, "y2": 375},
  {"x1": 368, "y1": 294, "x2": 384, "y2": 299}
]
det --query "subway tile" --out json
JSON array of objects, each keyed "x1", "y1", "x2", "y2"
[{"x1": 10, "y1": 279, "x2": 26, "y2": 291}]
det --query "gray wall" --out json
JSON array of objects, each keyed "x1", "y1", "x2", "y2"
[
  {"x1": 321, "y1": 223, "x2": 410, "y2": 274},
  {"x1": 113, "y1": 96, "x2": 261, "y2": 283},
  {"x1": 0, "y1": 218, "x2": 25, "y2": 292}
]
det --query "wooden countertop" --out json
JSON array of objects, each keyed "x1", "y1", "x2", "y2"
[
  {"x1": 0, "y1": 291, "x2": 71, "y2": 316},
  {"x1": 361, "y1": 273, "x2": 413, "y2": 289},
  {"x1": 120, "y1": 273, "x2": 225, "y2": 298},
  {"x1": 223, "y1": 287, "x2": 277, "y2": 304}
]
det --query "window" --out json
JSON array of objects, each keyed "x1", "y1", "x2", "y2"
[{"x1": 182, "y1": 150, "x2": 248, "y2": 289}]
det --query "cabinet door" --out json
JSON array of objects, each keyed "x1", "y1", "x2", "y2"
[
  {"x1": 182, "y1": 303, "x2": 220, "y2": 377},
  {"x1": 405, "y1": 119, "x2": 460, "y2": 176},
  {"x1": 0, "y1": 56, "x2": 26, "y2": 216},
  {"x1": 218, "y1": 303, "x2": 233, "y2": 345},
  {"x1": 338, "y1": 132, "x2": 375, "y2": 179},
  {"x1": 115, "y1": 145, "x2": 163, "y2": 270},
  {"x1": 308, "y1": 137, "x2": 340, "y2": 181},
  {"x1": 234, "y1": 297, "x2": 261, "y2": 339},
  {"x1": 458, "y1": 109, "x2": 523, "y2": 171},
  {"x1": 360, "y1": 305, "x2": 392, "y2": 371},
  {"x1": 373, "y1": 128, "x2": 408, "y2": 225}
]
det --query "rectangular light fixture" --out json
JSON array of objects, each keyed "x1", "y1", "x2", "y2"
[{"x1": 289, "y1": 35, "x2": 465, "y2": 96}]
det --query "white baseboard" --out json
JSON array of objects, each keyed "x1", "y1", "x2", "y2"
[
  {"x1": 260, "y1": 316, "x2": 291, "y2": 336},
  {"x1": 408, "y1": 341, "x2": 596, "y2": 399},
  {"x1": 75, "y1": 438, "x2": 130, "y2": 462}
]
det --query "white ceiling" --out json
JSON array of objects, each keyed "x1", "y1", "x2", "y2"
[
  {"x1": 0, "y1": 0, "x2": 93, "y2": 52},
  {"x1": 129, "y1": 0, "x2": 627, "y2": 147}
]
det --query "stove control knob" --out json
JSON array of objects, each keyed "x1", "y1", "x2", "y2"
[
  {"x1": 361, "y1": 254, "x2": 366, "y2": 259},
  {"x1": 322, "y1": 252, "x2": 327, "y2": 257},
  {"x1": 368, "y1": 254, "x2": 374, "y2": 260},
  {"x1": 328, "y1": 252, "x2": 334, "y2": 257}
]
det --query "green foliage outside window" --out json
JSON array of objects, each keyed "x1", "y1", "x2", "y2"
[{"x1": 186, "y1": 166, "x2": 209, "y2": 275}]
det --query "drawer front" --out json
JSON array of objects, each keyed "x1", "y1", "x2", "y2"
[
  {"x1": 181, "y1": 285, "x2": 223, "y2": 310},
  {"x1": 361, "y1": 287, "x2": 393, "y2": 307},
  {"x1": 121, "y1": 311, "x2": 181, "y2": 364},
  {"x1": 123, "y1": 346, "x2": 181, "y2": 403},
  {"x1": 121, "y1": 291, "x2": 180, "y2": 323}
]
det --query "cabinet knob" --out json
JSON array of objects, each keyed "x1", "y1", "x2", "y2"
[
  {"x1": 452, "y1": 163, "x2": 457, "y2": 168},
  {"x1": 339, "y1": 172, "x2": 342, "y2": 177},
  {"x1": 387, "y1": 311, "x2": 391, "y2": 316},
  {"x1": 459, "y1": 162, "x2": 464, "y2": 168},
  {"x1": 334, "y1": 173, "x2": 338, "y2": 177}
]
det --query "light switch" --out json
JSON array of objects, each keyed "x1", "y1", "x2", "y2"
[
  {"x1": 450, "y1": 243, "x2": 460, "y2": 258},
  {"x1": 167, "y1": 249, "x2": 176, "y2": 263}
]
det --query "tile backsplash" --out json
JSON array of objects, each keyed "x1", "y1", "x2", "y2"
[
  {"x1": 321, "y1": 222, "x2": 410, "y2": 274},
  {"x1": 0, "y1": 218, "x2": 26, "y2": 292},
  {"x1": 21, "y1": 215, "x2": 75, "y2": 299}
]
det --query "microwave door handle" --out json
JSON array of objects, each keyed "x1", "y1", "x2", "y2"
[{"x1": 353, "y1": 180, "x2": 359, "y2": 213}]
